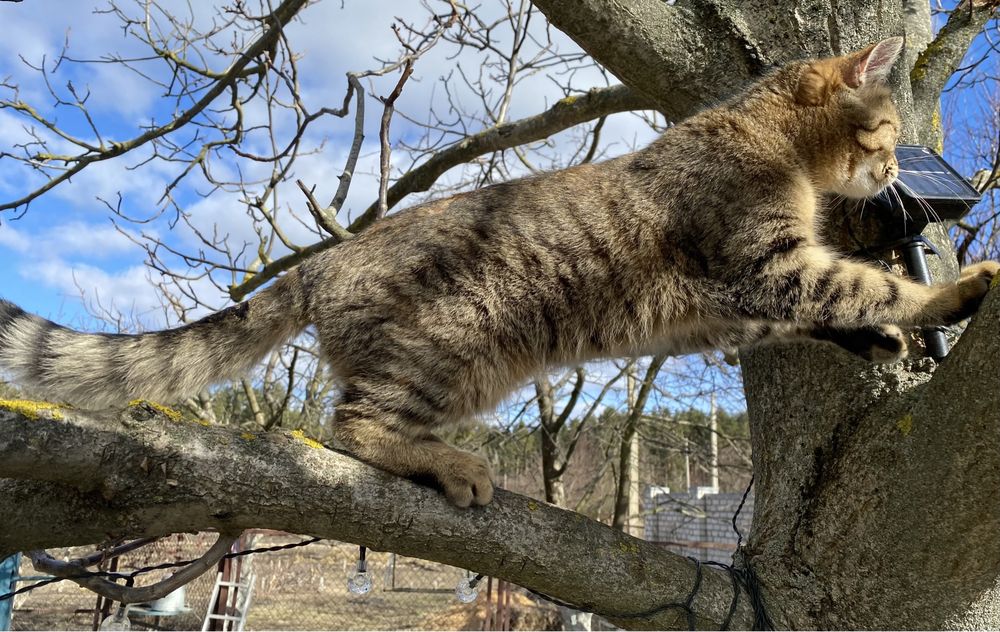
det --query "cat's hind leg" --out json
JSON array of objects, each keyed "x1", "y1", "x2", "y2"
[{"x1": 333, "y1": 394, "x2": 494, "y2": 507}]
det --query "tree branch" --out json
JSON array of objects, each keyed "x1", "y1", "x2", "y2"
[
  {"x1": 0, "y1": 400, "x2": 750, "y2": 629},
  {"x1": 377, "y1": 61, "x2": 415, "y2": 220},
  {"x1": 901, "y1": 0, "x2": 934, "y2": 74},
  {"x1": 0, "y1": 0, "x2": 310, "y2": 213},
  {"x1": 227, "y1": 83, "x2": 653, "y2": 301},
  {"x1": 910, "y1": 0, "x2": 999, "y2": 114},
  {"x1": 553, "y1": 367, "x2": 587, "y2": 434},
  {"x1": 529, "y1": 0, "x2": 757, "y2": 120},
  {"x1": 26, "y1": 533, "x2": 238, "y2": 604}
]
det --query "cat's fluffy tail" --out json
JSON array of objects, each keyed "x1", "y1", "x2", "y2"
[{"x1": 0, "y1": 269, "x2": 309, "y2": 408}]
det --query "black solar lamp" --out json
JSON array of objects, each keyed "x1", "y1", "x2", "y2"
[{"x1": 869, "y1": 144, "x2": 983, "y2": 360}]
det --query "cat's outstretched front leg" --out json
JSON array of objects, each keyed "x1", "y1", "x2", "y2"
[{"x1": 732, "y1": 232, "x2": 1000, "y2": 328}]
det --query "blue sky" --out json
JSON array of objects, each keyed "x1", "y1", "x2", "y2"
[
  {"x1": 0, "y1": 0, "x2": 994, "y2": 400},
  {"x1": 0, "y1": 0, "x2": 660, "y2": 331}
]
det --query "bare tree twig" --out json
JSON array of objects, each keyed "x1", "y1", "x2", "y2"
[
  {"x1": 264, "y1": 346, "x2": 298, "y2": 430},
  {"x1": 296, "y1": 179, "x2": 352, "y2": 241},
  {"x1": 328, "y1": 75, "x2": 367, "y2": 219},
  {"x1": 76, "y1": 537, "x2": 162, "y2": 567},
  {"x1": 377, "y1": 61, "x2": 416, "y2": 220},
  {"x1": 228, "y1": 84, "x2": 653, "y2": 301},
  {"x1": 0, "y1": 0, "x2": 311, "y2": 214}
]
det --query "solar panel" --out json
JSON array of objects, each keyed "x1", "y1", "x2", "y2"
[
  {"x1": 893, "y1": 145, "x2": 981, "y2": 220},
  {"x1": 863, "y1": 144, "x2": 982, "y2": 240}
]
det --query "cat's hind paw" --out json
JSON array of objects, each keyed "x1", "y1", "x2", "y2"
[{"x1": 409, "y1": 446, "x2": 494, "y2": 508}]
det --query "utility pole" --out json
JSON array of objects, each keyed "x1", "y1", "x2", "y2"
[
  {"x1": 709, "y1": 393, "x2": 719, "y2": 492},
  {"x1": 627, "y1": 371, "x2": 641, "y2": 537}
]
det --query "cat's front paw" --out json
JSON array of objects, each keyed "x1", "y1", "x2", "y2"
[
  {"x1": 815, "y1": 324, "x2": 908, "y2": 362},
  {"x1": 948, "y1": 261, "x2": 1000, "y2": 323},
  {"x1": 864, "y1": 325, "x2": 910, "y2": 364}
]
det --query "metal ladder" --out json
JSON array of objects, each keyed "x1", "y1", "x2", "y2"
[{"x1": 201, "y1": 537, "x2": 256, "y2": 632}]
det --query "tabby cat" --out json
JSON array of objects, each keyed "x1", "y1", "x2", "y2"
[{"x1": 1, "y1": 37, "x2": 997, "y2": 507}]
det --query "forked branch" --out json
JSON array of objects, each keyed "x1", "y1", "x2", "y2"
[
  {"x1": 228, "y1": 83, "x2": 653, "y2": 301},
  {"x1": 0, "y1": 0, "x2": 310, "y2": 213}
]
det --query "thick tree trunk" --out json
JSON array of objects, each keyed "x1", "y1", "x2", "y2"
[
  {"x1": 532, "y1": 0, "x2": 1000, "y2": 628},
  {"x1": 4, "y1": 2, "x2": 999, "y2": 629}
]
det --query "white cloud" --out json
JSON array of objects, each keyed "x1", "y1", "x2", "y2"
[
  {"x1": 0, "y1": 220, "x2": 137, "y2": 258},
  {"x1": 0, "y1": 0, "x2": 669, "y2": 336},
  {"x1": 21, "y1": 259, "x2": 165, "y2": 328}
]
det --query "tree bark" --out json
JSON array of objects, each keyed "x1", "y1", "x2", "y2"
[
  {"x1": 530, "y1": 0, "x2": 1000, "y2": 628},
  {"x1": 4, "y1": 1, "x2": 998, "y2": 629},
  {"x1": 0, "y1": 402, "x2": 752, "y2": 630}
]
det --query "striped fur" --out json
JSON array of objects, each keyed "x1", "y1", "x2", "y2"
[
  {"x1": 0, "y1": 270, "x2": 307, "y2": 409},
  {"x1": 2, "y1": 38, "x2": 997, "y2": 507}
]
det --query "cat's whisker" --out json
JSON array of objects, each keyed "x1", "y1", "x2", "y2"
[
  {"x1": 911, "y1": 190, "x2": 943, "y2": 225},
  {"x1": 887, "y1": 182, "x2": 913, "y2": 231},
  {"x1": 898, "y1": 168, "x2": 976, "y2": 215}
]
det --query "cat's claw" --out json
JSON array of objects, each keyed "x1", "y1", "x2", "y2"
[{"x1": 949, "y1": 261, "x2": 1000, "y2": 323}]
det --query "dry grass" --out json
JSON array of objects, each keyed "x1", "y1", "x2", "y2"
[{"x1": 416, "y1": 592, "x2": 561, "y2": 631}]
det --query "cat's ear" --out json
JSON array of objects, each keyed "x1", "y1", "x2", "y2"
[
  {"x1": 796, "y1": 37, "x2": 904, "y2": 106},
  {"x1": 845, "y1": 37, "x2": 904, "y2": 88}
]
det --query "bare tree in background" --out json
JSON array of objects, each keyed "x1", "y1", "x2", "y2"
[{"x1": 3, "y1": 0, "x2": 1000, "y2": 628}]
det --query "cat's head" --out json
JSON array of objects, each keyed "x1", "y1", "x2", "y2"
[{"x1": 792, "y1": 37, "x2": 904, "y2": 199}]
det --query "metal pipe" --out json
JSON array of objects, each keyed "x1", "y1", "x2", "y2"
[{"x1": 901, "y1": 237, "x2": 950, "y2": 361}]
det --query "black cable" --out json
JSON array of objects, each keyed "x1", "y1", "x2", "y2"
[
  {"x1": 8, "y1": 479, "x2": 774, "y2": 629},
  {"x1": 729, "y1": 475, "x2": 774, "y2": 630},
  {"x1": 703, "y1": 560, "x2": 740, "y2": 631},
  {"x1": 732, "y1": 474, "x2": 753, "y2": 550},
  {"x1": 516, "y1": 476, "x2": 766, "y2": 630},
  {"x1": 0, "y1": 536, "x2": 321, "y2": 603}
]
